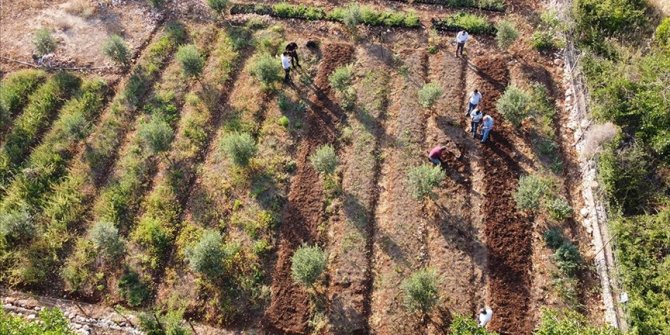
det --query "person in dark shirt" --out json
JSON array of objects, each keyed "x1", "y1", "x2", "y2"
[{"x1": 285, "y1": 42, "x2": 301, "y2": 69}]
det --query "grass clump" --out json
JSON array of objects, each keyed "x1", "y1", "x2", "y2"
[
  {"x1": 408, "y1": 164, "x2": 445, "y2": 200},
  {"x1": 139, "y1": 309, "x2": 190, "y2": 335},
  {"x1": 208, "y1": 0, "x2": 228, "y2": 14},
  {"x1": 291, "y1": 245, "x2": 327, "y2": 288},
  {"x1": 176, "y1": 44, "x2": 204, "y2": 79},
  {"x1": 543, "y1": 227, "x2": 565, "y2": 250},
  {"x1": 514, "y1": 174, "x2": 552, "y2": 212},
  {"x1": 432, "y1": 13, "x2": 495, "y2": 35},
  {"x1": 89, "y1": 221, "x2": 125, "y2": 261},
  {"x1": 33, "y1": 28, "x2": 56, "y2": 56},
  {"x1": 546, "y1": 196, "x2": 573, "y2": 221},
  {"x1": 310, "y1": 144, "x2": 337, "y2": 175},
  {"x1": 103, "y1": 35, "x2": 130, "y2": 66},
  {"x1": 495, "y1": 20, "x2": 519, "y2": 50},
  {"x1": 0, "y1": 308, "x2": 77, "y2": 335},
  {"x1": 553, "y1": 243, "x2": 582, "y2": 276},
  {"x1": 249, "y1": 54, "x2": 283, "y2": 88},
  {"x1": 449, "y1": 314, "x2": 498, "y2": 334},
  {"x1": 220, "y1": 132, "x2": 257, "y2": 167},
  {"x1": 0, "y1": 69, "x2": 47, "y2": 122},
  {"x1": 401, "y1": 268, "x2": 440, "y2": 314},
  {"x1": 329, "y1": 65, "x2": 354, "y2": 92},
  {"x1": 418, "y1": 82, "x2": 443, "y2": 108},
  {"x1": 496, "y1": 85, "x2": 531, "y2": 127}
]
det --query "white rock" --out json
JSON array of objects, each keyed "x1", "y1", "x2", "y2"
[
  {"x1": 27, "y1": 314, "x2": 36, "y2": 320},
  {"x1": 580, "y1": 208, "x2": 589, "y2": 218}
]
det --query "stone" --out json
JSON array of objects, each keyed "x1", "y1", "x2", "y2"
[
  {"x1": 580, "y1": 208, "x2": 589, "y2": 218},
  {"x1": 27, "y1": 314, "x2": 36, "y2": 320}
]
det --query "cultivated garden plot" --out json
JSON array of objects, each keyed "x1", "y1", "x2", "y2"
[{"x1": 0, "y1": 0, "x2": 619, "y2": 334}]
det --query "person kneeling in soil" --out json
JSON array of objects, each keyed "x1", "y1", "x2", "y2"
[
  {"x1": 470, "y1": 108, "x2": 483, "y2": 138},
  {"x1": 286, "y1": 42, "x2": 301, "y2": 69},
  {"x1": 428, "y1": 145, "x2": 448, "y2": 166},
  {"x1": 480, "y1": 114, "x2": 494, "y2": 143},
  {"x1": 281, "y1": 51, "x2": 292, "y2": 83},
  {"x1": 479, "y1": 306, "x2": 493, "y2": 327}
]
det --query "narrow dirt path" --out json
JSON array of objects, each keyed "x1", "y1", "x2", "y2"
[
  {"x1": 264, "y1": 43, "x2": 354, "y2": 334},
  {"x1": 369, "y1": 48, "x2": 428, "y2": 335},
  {"x1": 466, "y1": 55, "x2": 533, "y2": 335},
  {"x1": 325, "y1": 43, "x2": 392, "y2": 335},
  {"x1": 424, "y1": 50, "x2": 487, "y2": 331}
]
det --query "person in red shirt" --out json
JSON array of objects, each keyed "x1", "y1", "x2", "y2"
[{"x1": 428, "y1": 145, "x2": 447, "y2": 166}]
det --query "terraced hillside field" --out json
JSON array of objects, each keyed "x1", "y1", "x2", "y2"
[{"x1": 1, "y1": 0, "x2": 609, "y2": 334}]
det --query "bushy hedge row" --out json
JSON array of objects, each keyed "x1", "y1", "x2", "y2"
[
  {"x1": 230, "y1": 3, "x2": 420, "y2": 28},
  {"x1": 431, "y1": 13, "x2": 495, "y2": 35},
  {"x1": 0, "y1": 72, "x2": 81, "y2": 190},
  {"x1": 0, "y1": 307, "x2": 76, "y2": 335},
  {"x1": 0, "y1": 80, "x2": 108, "y2": 211},
  {"x1": 389, "y1": 0, "x2": 505, "y2": 12},
  {"x1": 0, "y1": 69, "x2": 47, "y2": 127}
]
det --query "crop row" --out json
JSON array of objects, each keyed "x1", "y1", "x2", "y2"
[
  {"x1": 230, "y1": 3, "x2": 421, "y2": 28},
  {"x1": 0, "y1": 72, "x2": 81, "y2": 191},
  {"x1": 390, "y1": 0, "x2": 505, "y2": 11},
  {"x1": 0, "y1": 69, "x2": 47, "y2": 136},
  {"x1": 0, "y1": 23, "x2": 187, "y2": 287},
  {"x1": 431, "y1": 13, "x2": 496, "y2": 35}
]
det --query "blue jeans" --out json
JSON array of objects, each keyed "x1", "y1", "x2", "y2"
[
  {"x1": 467, "y1": 102, "x2": 477, "y2": 115},
  {"x1": 481, "y1": 128, "x2": 492, "y2": 143},
  {"x1": 471, "y1": 121, "x2": 480, "y2": 137},
  {"x1": 430, "y1": 157, "x2": 441, "y2": 166}
]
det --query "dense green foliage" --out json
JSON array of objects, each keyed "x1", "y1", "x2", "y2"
[
  {"x1": 118, "y1": 270, "x2": 150, "y2": 306},
  {"x1": 176, "y1": 44, "x2": 204, "y2": 79},
  {"x1": 418, "y1": 82, "x2": 444, "y2": 108},
  {"x1": 103, "y1": 35, "x2": 130, "y2": 66},
  {"x1": 138, "y1": 117, "x2": 174, "y2": 156},
  {"x1": 249, "y1": 53, "x2": 283, "y2": 88},
  {"x1": 89, "y1": 220, "x2": 125, "y2": 261},
  {"x1": 495, "y1": 20, "x2": 519, "y2": 50},
  {"x1": 0, "y1": 69, "x2": 47, "y2": 124},
  {"x1": 656, "y1": 18, "x2": 670, "y2": 48},
  {"x1": 310, "y1": 144, "x2": 338, "y2": 175},
  {"x1": 535, "y1": 308, "x2": 621, "y2": 335},
  {"x1": 496, "y1": 85, "x2": 530, "y2": 127},
  {"x1": 207, "y1": 0, "x2": 228, "y2": 14},
  {"x1": 0, "y1": 308, "x2": 76, "y2": 335},
  {"x1": 598, "y1": 143, "x2": 652, "y2": 215},
  {"x1": 291, "y1": 245, "x2": 327, "y2": 288},
  {"x1": 449, "y1": 314, "x2": 498, "y2": 334},
  {"x1": 432, "y1": 13, "x2": 495, "y2": 35},
  {"x1": 139, "y1": 309, "x2": 190, "y2": 335},
  {"x1": 401, "y1": 268, "x2": 440, "y2": 314},
  {"x1": 329, "y1": 65, "x2": 354, "y2": 93},
  {"x1": 514, "y1": 174, "x2": 551, "y2": 212},
  {"x1": 186, "y1": 230, "x2": 231, "y2": 280},
  {"x1": 531, "y1": 10, "x2": 565, "y2": 52},
  {"x1": 220, "y1": 132, "x2": 257, "y2": 167},
  {"x1": 399, "y1": 0, "x2": 505, "y2": 11},
  {"x1": 408, "y1": 164, "x2": 445, "y2": 200},
  {"x1": 33, "y1": 28, "x2": 56, "y2": 56}
]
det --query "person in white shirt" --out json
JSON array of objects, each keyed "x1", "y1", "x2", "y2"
[
  {"x1": 281, "y1": 51, "x2": 292, "y2": 83},
  {"x1": 470, "y1": 108, "x2": 483, "y2": 138},
  {"x1": 479, "y1": 306, "x2": 493, "y2": 327},
  {"x1": 481, "y1": 114, "x2": 494, "y2": 143},
  {"x1": 455, "y1": 30, "x2": 469, "y2": 57},
  {"x1": 466, "y1": 89, "x2": 482, "y2": 115}
]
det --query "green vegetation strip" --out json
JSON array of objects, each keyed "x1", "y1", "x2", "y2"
[
  {"x1": 431, "y1": 13, "x2": 496, "y2": 35},
  {"x1": 388, "y1": 0, "x2": 505, "y2": 12},
  {"x1": 0, "y1": 69, "x2": 47, "y2": 127},
  {"x1": 0, "y1": 72, "x2": 81, "y2": 189},
  {"x1": 230, "y1": 3, "x2": 420, "y2": 28}
]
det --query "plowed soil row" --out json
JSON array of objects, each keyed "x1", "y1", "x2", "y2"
[
  {"x1": 264, "y1": 43, "x2": 354, "y2": 334},
  {"x1": 424, "y1": 50, "x2": 487, "y2": 330},
  {"x1": 325, "y1": 43, "x2": 392, "y2": 335},
  {"x1": 369, "y1": 47, "x2": 428, "y2": 334},
  {"x1": 468, "y1": 55, "x2": 533, "y2": 335}
]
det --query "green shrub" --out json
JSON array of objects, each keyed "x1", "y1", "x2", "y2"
[
  {"x1": 291, "y1": 245, "x2": 327, "y2": 288},
  {"x1": 139, "y1": 309, "x2": 190, "y2": 335},
  {"x1": 543, "y1": 227, "x2": 565, "y2": 250},
  {"x1": 220, "y1": 132, "x2": 257, "y2": 167},
  {"x1": 278, "y1": 115, "x2": 290, "y2": 127},
  {"x1": 118, "y1": 270, "x2": 150, "y2": 307},
  {"x1": 418, "y1": 82, "x2": 443, "y2": 108},
  {"x1": 147, "y1": 0, "x2": 164, "y2": 8},
  {"x1": 340, "y1": 3, "x2": 361, "y2": 29},
  {"x1": 0, "y1": 307, "x2": 76, "y2": 335},
  {"x1": 514, "y1": 174, "x2": 551, "y2": 212},
  {"x1": 535, "y1": 308, "x2": 621, "y2": 335},
  {"x1": 0, "y1": 208, "x2": 35, "y2": 244},
  {"x1": 553, "y1": 242, "x2": 581, "y2": 276},
  {"x1": 272, "y1": 3, "x2": 326, "y2": 20},
  {"x1": 495, "y1": 20, "x2": 519, "y2": 50},
  {"x1": 656, "y1": 18, "x2": 670, "y2": 48},
  {"x1": 59, "y1": 110, "x2": 89, "y2": 140},
  {"x1": 496, "y1": 85, "x2": 531, "y2": 127},
  {"x1": 449, "y1": 314, "x2": 498, "y2": 334},
  {"x1": 408, "y1": 164, "x2": 445, "y2": 200},
  {"x1": 176, "y1": 44, "x2": 204, "y2": 79},
  {"x1": 309, "y1": 144, "x2": 337, "y2": 175},
  {"x1": 89, "y1": 221, "x2": 124, "y2": 261},
  {"x1": 103, "y1": 34, "x2": 130, "y2": 66},
  {"x1": 34, "y1": 28, "x2": 56, "y2": 56},
  {"x1": 61, "y1": 239, "x2": 96, "y2": 293},
  {"x1": 138, "y1": 117, "x2": 174, "y2": 156},
  {"x1": 131, "y1": 217, "x2": 170, "y2": 269},
  {"x1": 573, "y1": 0, "x2": 646, "y2": 41},
  {"x1": 401, "y1": 268, "x2": 439, "y2": 314},
  {"x1": 0, "y1": 69, "x2": 47, "y2": 120},
  {"x1": 249, "y1": 54, "x2": 283, "y2": 88},
  {"x1": 546, "y1": 197, "x2": 573, "y2": 221},
  {"x1": 329, "y1": 65, "x2": 354, "y2": 92},
  {"x1": 208, "y1": 0, "x2": 228, "y2": 14},
  {"x1": 531, "y1": 31, "x2": 559, "y2": 51},
  {"x1": 185, "y1": 230, "x2": 229, "y2": 280},
  {"x1": 598, "y1": 143, "x2": 651, "y2": 215},
  {"x1": 433, "y1": 13, "x2": 495, "y2": 35}
]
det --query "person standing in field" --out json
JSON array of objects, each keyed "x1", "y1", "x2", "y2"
[
  {"x1": 466, "y1": 89, "x2": 482, "y2": 115},
  {"x1": 481, "y1": 114, "x2": 494, "y2": 143},
  {"x1": 285, "y1": 42, "x2": 301, "y2": 69},
  {"x1": 470, "y1": 108, "x2": 483, "y2": 138},
  {"x1": 428, "y1": 145, "x2": 448, "y2": 166},
  {"x1": 479, "y1": 307, "x2": 493, "y2": 327},
  {"x1": 455, "y1": 30, "x2": 469, "y2": 57},
  {"x1": 281, "y1": 51, "x2": 292, "y2": 83}
]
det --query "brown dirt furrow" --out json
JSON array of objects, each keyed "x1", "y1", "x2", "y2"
[
  {"x1": 264, "y1": 43, "x2": 354, "y2": 334},
  {"x1": 424, "y1": 50, "x2": 485, "y2": 331},
  {"x1": 467, "y1": 55, "x2": 533, "y2": 335},
  {"x1": 325, "y1": 43, "x2": 392, "y2": 335},
  {"x1": 369, "y1": 48, "x2": 428, "y2": 335}
]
